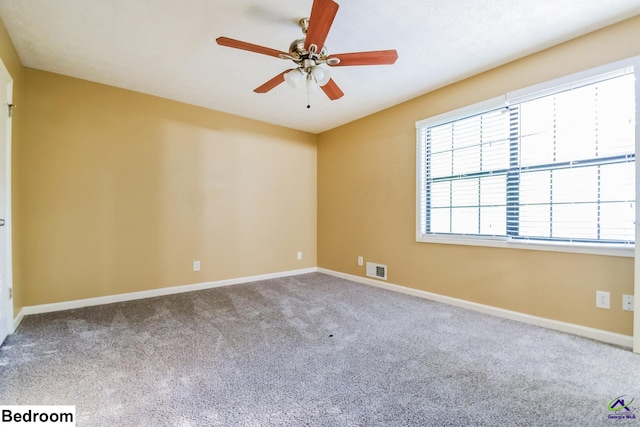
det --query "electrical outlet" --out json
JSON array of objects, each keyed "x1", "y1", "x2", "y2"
[
  {"x1": 297, "y1": 251, "x2": 302, "y2": 260},
  {"x1": 622, "y1": 295, "x2": 634, "y2": 311},
  {"x1": 596, "y1": 290, "x2": 610, "y2": 309},
  {"x1": 193, "y1": 260, "x2": 200, "y2": 271},
  {"x1": 357, "y1": 256, "x2": 363, "y2": 266}
]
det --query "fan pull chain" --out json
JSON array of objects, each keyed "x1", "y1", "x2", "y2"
[{"x1": 306, "y1": 77, "x2": 311, "y2": 109}]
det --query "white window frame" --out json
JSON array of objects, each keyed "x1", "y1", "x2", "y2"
[{"x1": 416, "y1": 56, "x2": 640, "y2": 257}]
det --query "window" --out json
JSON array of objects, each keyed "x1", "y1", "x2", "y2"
[{"x1": 416, "y1": 57, "x2": 639, "y2": 256}]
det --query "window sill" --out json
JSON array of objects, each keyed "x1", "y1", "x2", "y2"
[{"x1": 416, "y1": 234, "x2": 634, "y2": 258}]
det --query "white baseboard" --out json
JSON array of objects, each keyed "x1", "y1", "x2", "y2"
[
  {"x1": 13, "y1": 266, "x2": 633, "y2": 350},
  {"x1": 13, "y1": 307, "x2": 24, "y2": 332},
  {"x1": 16, "y1": 267, "x2": 318, "y2": 318},
  {"x1": 318, "y1": 268, "x2": 634, "y2": 349}
]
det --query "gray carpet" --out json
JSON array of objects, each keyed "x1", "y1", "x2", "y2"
[{"x1": 1, "y1": 273, "x2": 639, "y2": 426}]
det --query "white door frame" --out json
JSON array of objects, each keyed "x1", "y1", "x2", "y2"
[
  {"x1": 635, "y1": 56, "x2": 640, "y2": 354},
  {"x1": 0, "y1": 56, "x2": 13, "y2": 341}
]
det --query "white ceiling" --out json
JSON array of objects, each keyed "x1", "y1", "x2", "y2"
[{"x1": 0, "y1": 0, "x2": 639, "y2": 134}]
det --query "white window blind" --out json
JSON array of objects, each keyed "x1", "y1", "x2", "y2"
[
  {"x1": 420, "y1": 106, "x2": 512, "y2": 236},
  {"x1": 417, "y1": 60, "x2": 637, "y2": 253},
  {"x1": 515, "y1": 74, "x2": 635, "y2": 244}
]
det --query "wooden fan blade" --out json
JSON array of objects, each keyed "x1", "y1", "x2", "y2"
[
  {"x1": 304, "y1": 0, "x2": 339, "y2": 52},
  {"x1": 216, "y1": 37, "x2": 288, "y2": 58},
  {"x1": 321, "y1": 78, "x2": 344, "y2": 100},
  {"x1": 327, "y1": 50, "x2": 398, "y2": 66},
  {"x1": 254, "y1": 71, "x2": 289, "y2": 93}
]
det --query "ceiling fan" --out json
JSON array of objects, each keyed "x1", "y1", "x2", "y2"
[{"x1": 216, "y1": 0, "x2": 398, "y2": 106}]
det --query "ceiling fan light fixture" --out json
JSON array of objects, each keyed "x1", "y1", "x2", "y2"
[
  {"x1": 312, "y1": 66, "x2": 331, "y2": 86},
  {"x1": 284, "y1": 68, "x2": 304, "y2": 88}
]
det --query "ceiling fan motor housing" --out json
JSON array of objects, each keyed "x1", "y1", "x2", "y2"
[{"x1": 289, "y1": 38, "x2": 328, "y2": 62}]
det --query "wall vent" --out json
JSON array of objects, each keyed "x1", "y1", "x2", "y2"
[{"x1": 366, "y1": 262, "x2": 387, "y2": 281}]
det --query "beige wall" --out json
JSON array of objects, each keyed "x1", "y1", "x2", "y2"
[
  {"x1": 318, "y1": 16, "x2": 640, "y2": 336},
  {"x1": 21, "y1": 68, "x2": 317, "y2": 305},
  {"x1": 0, "y1": 17, "x2": 24, "y2": 314}
]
